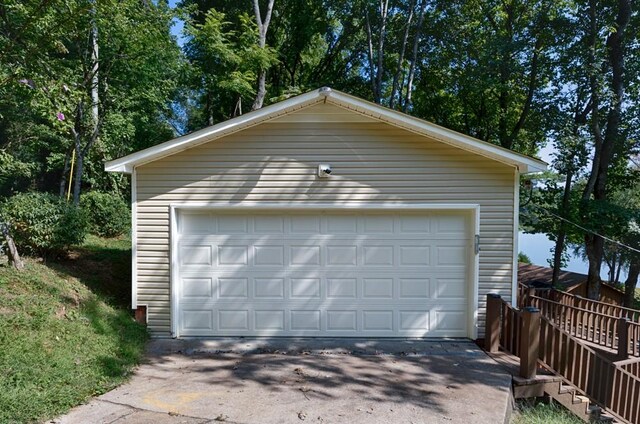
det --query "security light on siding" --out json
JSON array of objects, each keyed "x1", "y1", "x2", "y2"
[{"x1": 318, "y1": 164, "x2": 332, "y2": 178}]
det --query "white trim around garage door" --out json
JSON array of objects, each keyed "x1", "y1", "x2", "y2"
[{"x1": 169, "y1": 203, "x2": 481, "y2": 339}]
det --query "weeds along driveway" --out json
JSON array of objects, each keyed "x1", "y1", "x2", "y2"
[{"x1": 56, "y1": 339, "x2": 512, "y2": 424}]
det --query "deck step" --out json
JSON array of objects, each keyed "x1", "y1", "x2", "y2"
[
  {"x1": 558, "y1": 384, "x2": 575, "y2": 395},
  {"x1": 572, "y1": 394, "x2": 589, "y2": 405}
]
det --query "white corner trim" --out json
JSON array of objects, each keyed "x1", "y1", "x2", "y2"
[
  {"x1": 512, "y1": 168, "x2": 520, "y2": 307},
  {"x1": 105, "y1": 88, "x2": 547, "y2": 175},
  {"x1": 131, "y1": 168, "x2": 138, "y2": 309},
  {"x1": 170, "y1": 206, "x2": 179, "y2": 338}
]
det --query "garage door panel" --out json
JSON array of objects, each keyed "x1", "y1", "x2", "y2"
[
  {"x1": 399, "y1": 278, "x2": 430, "y2": 298},
  {"x1": 178, "y1": 241, "x2": 468, "y2": 268},
  {"x1": 255, "y1": 278, "x2": 285, "y2": 299},
  {"x1": 326, "y1": 278, "x2": 357, "y2": 298},
  {"x1": 182, "y1": 310, "x2": 213, "y2": 331},
  {"x1": 327, "y1": 310, "x2": 357, "y2": 331},
  {"x1": 178, "y1": 275, "x2": 470, "y2": 301},
  {"x1": 177, "y1": 211, "x2": 470, "y2": 337},
  {"x1": 181, "y1": 278, "x2": 212, "y2": 299},
  {"x1": 254, "y1": 245, "x2": 285, "y2": 265},
  {"x1": 255, "y1": 310, "x2": 285, "y2": 330},
  {"x1": 219, "y1": 310, "x2": 249, "y2": 331},
  {"x1": 178, "y1": 306, "x2": 467, "y2": 337}
]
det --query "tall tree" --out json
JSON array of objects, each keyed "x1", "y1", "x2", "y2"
[
  {"x1": 0, "y1": 0, "x2": 181, "y2": 200},
  {"x1": 580, "y1": 0, "x2": 632, "y2": 299},
  {"x1": 251, "y1": 0, "x2": 275, "y2": 110}
]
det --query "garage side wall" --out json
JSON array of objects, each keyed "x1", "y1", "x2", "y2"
[{"x1": 135, "y1": 120, "x2": 515, "y2": 337}]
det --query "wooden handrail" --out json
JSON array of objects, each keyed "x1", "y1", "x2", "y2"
[
  {"x1": 518, "y1": 282, "x2": 640, "y2": 322},
  {"x1": 529, "y1": 295, "x2": 636, "y2": 357},
  {"x1": 529, "y1": 295, "x2": 618, "y2": 319}
]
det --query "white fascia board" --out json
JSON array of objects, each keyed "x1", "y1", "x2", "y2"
[
  {"x1": 105, "y1": 90, "x2": 323, "y2": 174},
  {"x1": 325, "y1": 91, "x2": 547, "y2": 174}
]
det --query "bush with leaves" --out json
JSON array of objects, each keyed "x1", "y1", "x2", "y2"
[
  {"x1": 81, "y1": 191, "x2": 130, "y2": 238},
  {"x1": 1, "y1": 192, "x2": 88, "y2": 255}
]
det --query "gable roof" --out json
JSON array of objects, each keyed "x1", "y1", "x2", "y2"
[{"x1": 105, "y1": 87, "x2": 547, "y2": 174}]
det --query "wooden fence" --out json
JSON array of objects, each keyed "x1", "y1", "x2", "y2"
[{"x1": 486, "y1": 294, "x2": 640, "y2": 424}]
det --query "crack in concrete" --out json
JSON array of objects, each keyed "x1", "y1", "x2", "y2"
[{"x1": 96, "y1": 398, "x2": 247, "y2": 424}]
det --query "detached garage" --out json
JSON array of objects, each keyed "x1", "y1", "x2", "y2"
[{"x1": 105, "y1": 87, "x2": 545, "y2": 339}]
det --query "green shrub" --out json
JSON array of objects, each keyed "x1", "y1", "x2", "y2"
[
  {"x1": 518, "y1": 252, "x2": 532, "y2": 264},
  {"x1": 81, "y1": 191, "x2": 130, "y2": 238},
  {"x1": 1, "y1": 192, "x2": 88, "y2": 255}
]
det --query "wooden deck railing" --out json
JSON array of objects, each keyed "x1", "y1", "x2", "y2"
[
  {"x1": 538, "y1": 316, "x2": 640, "y2": 423},
  {"x1": 500, "y1": 299, "x2": 521, "y2": 357},
  {"x1": 629, "y1": 322, "x2": 640, "y2": 357},
  {"x1": 519, "y1": 286, "x2": 640, "y2": 358},
  {"x1": 486, "y1": 293, "x2": 640, "y2": 424},
  {"x1": 518, "y1": 282, "x2": 640, "y2": 322},
  {"x1": 529, "y1": 295, "x2": 623, "y2": 353}
]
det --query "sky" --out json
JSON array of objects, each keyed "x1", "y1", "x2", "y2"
[
  {"x1": 162, "y1": 2, "x2": 604, "y2": 279},
  {"x1": 169, "y1": 0, "x2": 186, "y2": 47}
]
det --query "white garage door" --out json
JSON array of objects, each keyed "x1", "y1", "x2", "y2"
[{"x1": 175, "y1": 210, "x2": 471, "y2": 337}]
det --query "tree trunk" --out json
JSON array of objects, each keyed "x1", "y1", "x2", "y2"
[
  {"x1": 251, "y1": 0, "x2": 275, "y2": 111},
  {"x1": 364, "y1": 8, "x2": 377, "y2": 101},
  {"x1": 581, "y1": 0, "x2": 631, "y2": 300},
  {"x1": 551, "y1": 233, "x2": 566, "y2": 286},
  {"x1": 374, "y1": 0, "x2": 389, "y2": 104},
  {"x1": 389, "y1": 0, "x2": 414, "y2": 109},
  {"x1": 623, "y1": 261, "x2": 640, "y2": 308},
  {"x1": 253, "y1": 71, "x2": 267, "y2": 110},
  {"x1": 403, "y1": 0, "x2": 426, "y2": 112},
  {"x1": 552, "y1": 156, "x2": 575, "y2": 286},
  {"x1": 59, "y1": 146, "x2": 72, "y2": 197},
  {"x1": 90, "y1": 0, "x2": 99, "y2": 128},
  {"x1": 2, "y1": 224, "x2": 24, "y2": 270},
  {"x1": 72, "y1": 143, "x2": 83, "y2": 205}
]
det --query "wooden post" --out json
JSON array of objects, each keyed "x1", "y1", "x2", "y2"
[
  {"x1": 520, "y1": 306, "x2": 540, "y2": 379},
  {"x1": 134, "y1": 305, "x2": 147, "y2": 325},
  {"x1": 485, "y1": 293, "x2": 502, "y2": 353},
  {"x1": 617, "y1": 317, "x2": 630, "y2": 359},
  {"x1": 525, "y1": 287, "x2": 536, "y2": 307}
]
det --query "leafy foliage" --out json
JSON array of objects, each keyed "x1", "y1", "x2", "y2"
[
  {"x1": 518, "y1": 252, "x2": 532, "y2": 265},
  {"x1": 81, "y1": 191, "x2": 130, "y2": 238},
  {"x1": 1, "y1": 192, "x2": 88, "y2": 255}
]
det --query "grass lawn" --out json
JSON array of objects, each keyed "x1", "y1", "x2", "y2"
[
  {"x1": 0, "y1": 235, "x2": 147, "y2": 423},
  {"x1": 512, "y1": 400, "x2": 583, "y2": 424}
]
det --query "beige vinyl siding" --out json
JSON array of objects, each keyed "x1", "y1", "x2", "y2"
[{"x1": 136, "y1": 108, "x2": 515, "y2": 337}]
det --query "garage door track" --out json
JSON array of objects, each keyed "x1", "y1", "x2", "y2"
[{"x1": 55, "y1": 339, "x2": 512, "y2": 424}]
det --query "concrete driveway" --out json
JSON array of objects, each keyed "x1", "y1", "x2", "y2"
[{"x1": 55, "y1": 339, "x2": 512, "y2": 424}]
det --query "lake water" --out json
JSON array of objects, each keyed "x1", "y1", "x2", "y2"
[{"x1": 518, "y1": 232, "x2": 625, "y2": 280}]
